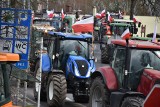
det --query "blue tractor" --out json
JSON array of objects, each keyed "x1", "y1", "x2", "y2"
[{"x1": 31, "y1": 31, "x2": 96, "y2": 107}]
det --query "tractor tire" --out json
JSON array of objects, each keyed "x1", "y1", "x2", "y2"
[
  {"x1": 89, "y1": 77, "x2": 110, "y2": 107},
  {"x1": 33, "y1": 61, "x2": 47, "y2": 101},
  {"x1": 73, "y1": 94, "x2": 89, "y2": 103},
  {"x1": 121, "y1": 97, "x2": 144, "y2": 107},
  {"x1": 101, "y1": 46, "x2": 109, "y2": 64},
  {"x1": 47, "y1": 73, "x2": 67, "y2": 107},
  {"x1": 94, "y1": 31, "x2": 99, "y2": 42}
]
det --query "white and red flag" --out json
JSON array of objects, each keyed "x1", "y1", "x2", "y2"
[
  {"x1": 107, "y1": 12, "x2": 113, "y2": 22},
  {"x1": 121, "y1": 28, "x2": 131, "y2": 40},
  {"x1": 133, "y1": 15, "x2": 137, "y2": 23},
  {"x1": 46, "y1": 10, "x2": 54, "y2": 18},
  {"x1": 133, "y1": 15, "x2": 141, "y2": 23},
  {"x1": 101, "y1": 9, "x2": 106, "y2": 17},
  {"x1": 95, "y1": 13, "x2": 101, "y2": 19},
  {"x1": 61, "y1": 8, "x2": 65, "y2": 20},
  {"x1": 72, "y1": 16, "x2": 93, "y2": 33}
]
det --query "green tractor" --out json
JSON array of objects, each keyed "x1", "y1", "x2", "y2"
[{"x1": 99, "y1": 19, "x2": 141, "y2": 64}]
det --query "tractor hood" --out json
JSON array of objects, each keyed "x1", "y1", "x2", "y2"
[
  {"x1": 143, "y1": 69, "x2": 160, "y2": 79},
  {"x1": 66, "y1": 55, "x2": 95, "y2": 78},
  {"x1": 138, "y1": 68, "x2": 160, "y2": 96}
]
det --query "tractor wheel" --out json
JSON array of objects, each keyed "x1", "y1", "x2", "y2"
[
  {"x1": 33, "y1": 61, "x2": 47, "y2": 101},
  {"x1": 89, "y1": 77, "x2": 110, "y2": 107},
  {"x1": 73, "y1": 94, "x2": 89, "y2": 103},
  {"x1": 94, "y1": 31, "x2": 99, "y2": 42},
  {"x1": 121, "y1": 97, "x2": 144, "y2": 107},
  {"x1": 47, "y1": 73, "x2": 67, "y2": 107},
  {"x1": 101, "y1": 46, "x2": 109, "y2": 64}
]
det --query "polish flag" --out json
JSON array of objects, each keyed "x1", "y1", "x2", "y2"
[
  {"x1": 121, "y1": 28, "x2": 131, "y2": 40},
  {"x1": 96, "y1": 13, "x2": 101, "y2": 19},
  {"x1": 46, "y1": 10, "x2": 54, "y2": 18},
  {"x1": 61, "y1": 9, "x2": 65, "y2": 20},
  {"x1": 133, "y1": 15, "x2": 137, "y2": 23},
  {"x1": 133, "y1": 15, "x2": 140, "y2": 23},
  {"x1": 107, "y1": 12, "x2": 113, "y2": 22},
  {"x1": 72, "y1": 16, "x2": 93, "y2": 33},
  {"x1": 101, "y1": 9, "x2": 106, "y2": 17}
]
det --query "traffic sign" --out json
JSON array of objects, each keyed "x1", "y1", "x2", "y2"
[
  {"x1": 0, "y1": 8, "x2": 31, "y2": 69},
  {"x1": 143, "y1": 84, "x2": 160, "y2": 107}
]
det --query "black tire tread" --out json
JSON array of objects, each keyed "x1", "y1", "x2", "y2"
[
  {"x1": 94, "y1": 31, "x2": 99, "y2": 42},
  {"x1": 101, "y1": 46, "x2": 109, "y2": 64},
  {"x1": 89, "y1": 77, "x2": 110, "y2": 107},
  {"x1": 121, "y1": 97, "x2": 144, "y2": 107},
  {"x1": 47, "y1": 74, "x2": 67, "y2": 107}
]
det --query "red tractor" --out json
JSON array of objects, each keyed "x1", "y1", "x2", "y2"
[{"x1": 89, "y1": 39, "x2": 160, "y2": 107}]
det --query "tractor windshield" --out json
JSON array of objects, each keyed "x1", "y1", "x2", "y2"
[
  {"x1": 129, "y1": 49, "x2": 160, "y2": 89},
  {"x1": 52, "y1": 21, "x2": 61, "y2": 30},
  {"x1": 60, "y1": 40, "x2": 89, "y2": 58},
  {"x1": 130, "y1": 49, "x2": 160, "y2": 72},
  {"x1": 110, "y1": 23, "x2": 131, "y2": 36}
]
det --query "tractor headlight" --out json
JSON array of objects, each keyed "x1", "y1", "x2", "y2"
[
  {"x1": 74, "y1": 66, "x2": 80, "y2": 77},
  {"x1": 85, "y1": 69, "x2": 91, "y2": 77}
]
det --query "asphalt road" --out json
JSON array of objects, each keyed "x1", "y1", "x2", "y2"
[{"x1": 26, "y1": 43, "x2": 106, "y2": 107}]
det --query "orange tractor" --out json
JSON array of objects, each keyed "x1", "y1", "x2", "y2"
[{"x1": 0, "y1": 52, "x2": 20, "y2": 107}]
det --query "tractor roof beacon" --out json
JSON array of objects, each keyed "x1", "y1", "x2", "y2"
[
  {"x1": 31, "y1": 30, "x2": 96, "y2": 106},
  {"x1": 89, "y1": 39, "x2": 160, "y2": 107},
  {"x1": 0, "y1": 53, "x2": 20, "y2": 107}
]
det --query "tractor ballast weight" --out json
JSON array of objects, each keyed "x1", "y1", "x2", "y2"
[
  {"x1": 90, "y1": 39, "x2": 160, "y2": 107},
  {"x1": 31, "y1": 30, "x2": 96, "y2": 106}
]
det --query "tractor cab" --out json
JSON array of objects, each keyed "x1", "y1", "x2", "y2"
[
  {"x1": 99, "y1": 18, "x2": 141, "y2": 64},
  {"x1": 44, "y1": 32, "x2": 96, "y2": 75},
  {"x1": 101, "y1": 19, "x2": 139, "y2": 42},
  {"x1": 109, "y1": 39, "x2": 160, "y2": 106},
  {"x1": 0, "y1": 53, "x2": 19, "y2": 107}
]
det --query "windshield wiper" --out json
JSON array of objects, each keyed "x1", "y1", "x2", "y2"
[
  {"x1": 77, "y1": 40, "x2": 86, "y2": 49},
  {"x1": 153, "y1": 51, "x2": 160, "y2": 58}
]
